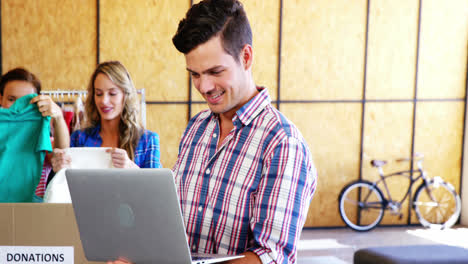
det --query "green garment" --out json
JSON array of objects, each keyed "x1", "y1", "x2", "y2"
[{"x1": 0, "y1": 94, "x2": 52, "y2": 202}]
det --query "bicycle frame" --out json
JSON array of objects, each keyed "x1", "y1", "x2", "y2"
[{"x1": 371, "y1": 159, "x2": 429, "y2": 210}]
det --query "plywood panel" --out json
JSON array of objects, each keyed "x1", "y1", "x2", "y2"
[
  {"x1": 2, "y1": 0, "x2": 96, "y2": 91},
  {"x1": 417, "y1": 0, "x2": 468, "y2": 99},
  {"x1": 191, "y1": 84, "x2": 205, "y2": 104},
  {"x1": 146, "y1": 104, "x2": 188, "y2": 169},
  {"x1": 282, "y1": 103, "x2": 362, "y2": 227},
  {"x1": 411, "y1": 102, "x2": 463, "y2": 224},
  {"x1": 362, "y1": 103, "x2": 414, "y2": 225},
  {"x1": 282, "y1": 0, "x2": 366, "y2": 100},
  {"x1": 191, "y1": 103, "x2": 210, "y2": 119},
  {"x1": 243, "y1": 1, "x2": 279, "y2": 101},
  {"x1": 366, "y1": 0, "x2": 418, "y2": 100},
  {"x1": 100, "y1": 0, "x2": 189, "y2": 101}
]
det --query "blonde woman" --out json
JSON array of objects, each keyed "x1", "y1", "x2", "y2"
[{"x1": 52, "y1": 61, "x2": 161, "y2": 170}]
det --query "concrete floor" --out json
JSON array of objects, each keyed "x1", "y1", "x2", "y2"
[{"x1": 296, "y1": 225, "x2": 468, "y2": 264}]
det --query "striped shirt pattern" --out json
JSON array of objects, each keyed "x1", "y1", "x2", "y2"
[
  {"x1": 173, "y1": 88, "x2": 317, "y2": 264},
  {"x1": 70, "y1": 125, "x2": 162, "y2": 168},
  {"x1": 35, "y1": 154, "x2": 52, "y2": 197}
]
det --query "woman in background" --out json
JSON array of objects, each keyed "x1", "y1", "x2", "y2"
[
  {"x1": 52, "y1": 61, "x2": 161, "y2": 170},
  {"x1": 0, "y1": 67, "x2": 70, "y2": 201}
]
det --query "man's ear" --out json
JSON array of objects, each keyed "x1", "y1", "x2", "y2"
[{"x1": 240, "y1": 44, "x2": 253, "y2": 70}]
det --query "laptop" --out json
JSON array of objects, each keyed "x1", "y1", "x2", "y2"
[{"x1": 65, "y1": 168, "x2": 243, "y2": 264}]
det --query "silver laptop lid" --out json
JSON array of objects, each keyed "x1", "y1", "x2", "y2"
[{"x1": 66, "y1": 168, "x2": 192, "y2": 264}]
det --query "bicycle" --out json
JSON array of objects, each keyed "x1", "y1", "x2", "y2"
[{"x1": 338, "y1": 153, "x2": 461, "y2": 231}]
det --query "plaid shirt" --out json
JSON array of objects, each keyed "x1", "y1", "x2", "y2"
[
  {"x1": 70, "y1": 125, "x2": 162, "y2": 168},
  {"x1": 173, "y1": 88, "x2": 317, "y2": 264}
]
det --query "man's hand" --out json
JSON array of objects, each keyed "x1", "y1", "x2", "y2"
[
  {"x1": 226, "y1": 252, "x2": 262, "y2": 264},
  {"x1": 107, "y1": 148, "x2": 139, "y2": 168},
  {"x1": 51, "y1": 148, "x2": 72, "y2": 172}
]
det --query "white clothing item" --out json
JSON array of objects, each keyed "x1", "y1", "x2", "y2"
[
  {"x1": 43, "y1": 169, "x2": 70, "y2": 203},
  {"x1": 44, "y1": 147, "x2": 112, "y2": 203},
  {"x1": 67, "y1": 147, "x2": 113, "y2": 168}
]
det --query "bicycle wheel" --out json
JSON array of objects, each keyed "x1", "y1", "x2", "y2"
[
  {"x1": 339, "y1": 180, "x2": 385, "y2": 231},
  {"x1": 413, "y1": 178, "x2": 461, "y2": 229}
]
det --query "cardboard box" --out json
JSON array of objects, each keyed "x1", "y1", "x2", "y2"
[{"x1": 0, "y1": 203, "x2": 103, "y2": 263}]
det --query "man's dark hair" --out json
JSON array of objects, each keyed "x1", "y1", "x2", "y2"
[
  {"x1": 172, "y1": 0, "x2": 252, "y2": 62},
  {"x1": 0, "y1": 67, "x2": 41, "y2": 95}
]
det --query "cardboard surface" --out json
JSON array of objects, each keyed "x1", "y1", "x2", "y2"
[
  {"x1": 0, "y1": 204, "x2": 103, "y2": 264},
  {"x1": 0, "y1": 205, "x2": 13, "y2": 245}
]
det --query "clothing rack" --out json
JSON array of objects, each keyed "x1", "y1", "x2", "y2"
[{"x1": 40, "y1": 88, "x2": 146, "y2": 128}]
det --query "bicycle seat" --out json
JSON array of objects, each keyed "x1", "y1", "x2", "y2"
[{"x1": 371, "y1": 160, "x2": 387, "y2": 167}]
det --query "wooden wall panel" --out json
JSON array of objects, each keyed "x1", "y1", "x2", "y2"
[
  {"x1": 411, "y1": 102, "x2": 464, "y2": 224},
  {"x1": 2, "y1": 0, "x2": 96, "y2": 90},
  {"x1": 100, "y1": 0, "x2": 189, "y2": 101},
  {"x1": 282, "y1": 103, "x2": 362, "y2": 227},
  {"x1": 417, "y1": 0, "x2": 468, "y2": 99},
  {"x1": 191, "y1": 103, "x2": 209, "y2": 119},
  {"x1": 366, "y1": 0, "x2": 418, "y2": 100},
  {"x1": 362, "y1": 103, "x2": 414, "y2": 225},
  {"x1": 282, "y1": 0, "x2": 366, "y2": 100},
  {"x1": 243, "y1": 1, "x2": 279, "y2": 101},
  {"x1": 191, "y1": 85, "x2": 205, "y2": 103},
  {"x1": 146, "y1": 104, "x2": 188, "y2": 169}
]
